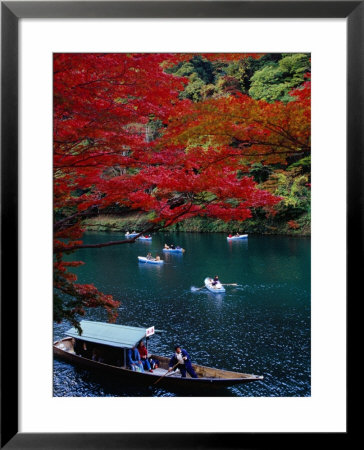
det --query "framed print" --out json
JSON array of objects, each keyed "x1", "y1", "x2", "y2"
[{"x1": 1, "y1": 1, "x2": 359, "y2": 448}]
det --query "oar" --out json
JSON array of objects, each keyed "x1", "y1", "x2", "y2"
[
  {"x1": 191, "y1": 285, "x2": 206, "y2": 292},
  {"x1": 152, "y1": 362, "x2": 180, "y2": 386}
]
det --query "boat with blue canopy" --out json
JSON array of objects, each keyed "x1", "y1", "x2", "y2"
[{"x1": 54, "y1": 320, "x2": 263, "y2": 390}]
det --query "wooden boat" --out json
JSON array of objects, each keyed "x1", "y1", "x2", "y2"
[
  {"x1": 138, "y1": 256, "x2": 164, "y2": 264},
  {"x1": 162, "y1": 247, "x2": 184, "y2": 253},
  {"x1": 53, "y1": 321, "x2": 264, "y2": 390},
  {"x1": 204, "y1": 277, "x2": 226, "y2": 293},
  {"x1": 227, "y1": 234, "x2": 248, "y2": 240}
]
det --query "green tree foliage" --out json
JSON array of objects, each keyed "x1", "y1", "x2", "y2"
[
  {"x1": 249, "y1": 53, "x2": 311, "y2": 102},
  {"x1": 168, "y1": 55, "x2": 215, "y2": 101},
  {"x1": 260, "y1": 156, "x2": 311, "y2": 230}
]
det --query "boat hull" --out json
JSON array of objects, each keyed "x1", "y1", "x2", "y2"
[
  {"x1": 162, "y1": 248, "x2": 184, "y2": 253},
  {"x1": 54, "y1": 339, "x2": 263, "y2": 390},
  {"x1": 227, "y1": 234, "x2": 248, "y2": 240},
  {"x1": 138, "y1": 256, "x2": 163, "y2": 264},
  {"x1": 204, "y1": 277, "x2": 226, "y2": 293}
]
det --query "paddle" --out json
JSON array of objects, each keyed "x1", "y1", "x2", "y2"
[
  {"x1": 191, "y1": 285, "x2": 206, "y2": 292},
  {"x1": 221, "y1": 283, "x2": 239, "y2": 286},
  {"x1": 152, "y1": 362, "x2": 180, "y2": 386}
]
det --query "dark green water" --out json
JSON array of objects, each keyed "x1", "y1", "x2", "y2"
[{"x1": 53, "y1": 232, "x2": 311, "y2": 397}]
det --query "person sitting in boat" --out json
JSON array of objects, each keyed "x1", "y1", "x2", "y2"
[
  {"x1": 127, "y1": 345, "x2": 144, "y2": 372},
  {"x1": 235, "y1": 233, "x2": 240, "y2": 237},
  {"x1": 170, "y1": 244, "x2": 175, "y2": 249},
  {"x1": 212, "y1": 275, "x2": 219, "y2": 286},
  {"x1": 137, "y1": 340, "x2": 153, "y2": 373},
  {"x1": 74, "y1": 340, "x2": 92, "y2": 358},
  {"x1": 148, "y1": 357, "x2": 159, "y2": 369},
  {"x1": 168, "y1": 345, "x2": 198, "y2": 378},
  {"x1": 91, "y1": 347, "x2": 104, "y2": 363},
  {"x1": 155, "y1": 255, "x2": 161, "y2": 261},
  {"x1": 164, "y1": 243, "x2": 170, "y2": 249},
  {"x1": 146, "y1": 252, "x2": 153, "y2": 260},
  {"x1": 126, "y1": 231, "x2": 130, "y2": 236},
  {"x1": 228, "y1": 233, "x2": 232, "y2": 238}
]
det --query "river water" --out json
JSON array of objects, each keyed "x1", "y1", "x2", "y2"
[{"x1": 53, "y1": 232, "x2": 310, "y2": 397}]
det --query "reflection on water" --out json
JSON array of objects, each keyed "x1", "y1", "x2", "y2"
[{"x1": 54, "y1": 232, "x2": 310, "y2": 397}]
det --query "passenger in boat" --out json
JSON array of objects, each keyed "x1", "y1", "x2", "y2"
[
  {"x1": 212, "y1": 275, "x2": 219, "y2": 286},
  {"x1": 155, "y1": 255, "x2": 161, "y2": 261},
  {"x1": 74, "y1": 339, "x2": 83, "y2": 356},
  {"x1": 127, "y1": 346, "x2": 144, "y2": 372},
  {"x1": 137, "y1": 340, "x2": 153, "y2": 373},
  {"x1": 170, "y1": 244, "x2": 175, "y2": 249},
  {"x1": 168, "y1": 345, "x2": 198, "y2": 378},
  {"x1": 149, "y1": 357, "x2": 159, "y2": 369},
  {"x1": 74, "y1": 339, "x2": 92, "y2": 358},
  {"x1": 228, "y1": 234, "x2": 232, "y2": 238},
  {"x1": 91, "y1": 347, "x2": 104, "y2": 363},
  {"x1": 164, "y1": 243, "x2": 169, "y2": 249},
  {"x1": 146, "y1": 252, "x2": 153, "y2": 260},
  {"x1": 235, "y1": 233, "x2": 240, "y2": 237}
]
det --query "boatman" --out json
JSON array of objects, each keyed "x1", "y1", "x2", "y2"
[
  {"x1": 212, "y1": 275, "x2": 219, "y2": 286},
  {"x1": 168, "y1": 345, "x2": 198, "y2": 378}
]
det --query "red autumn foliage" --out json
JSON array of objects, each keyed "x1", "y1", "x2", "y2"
[
  {"x1": 53, "y1": 53, "x2": 309, "y2": 328},
  {"x1": 287, "y1": 220, "x2": 300, "y2": 230}
]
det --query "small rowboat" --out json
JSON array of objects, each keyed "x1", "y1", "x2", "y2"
[
  {"x1": 138, "y1": 236, "x2": 152, "y2": 241},
  {"x1": 125, "y1": 232, "x2": 139, "y2": 238},
  {"x1": 138, "y1": 256, "x2": 164, "y2": 264},
  {"x1": 162, "y1": 247, "x2": 184, "y2": 253},
  {"x1": 227, "y1": 234, "x2": 248, "y2": 240},
  {"x1": 204, "y1": 277, "x2": 226, "y2": 293},
  {"x1": 54, "y1": 321, "x2": 264, "y2": 391}
]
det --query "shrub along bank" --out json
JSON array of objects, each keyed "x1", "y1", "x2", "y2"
[{"x1": 83, "y1": 211, "x2": 310, "y2": 237}]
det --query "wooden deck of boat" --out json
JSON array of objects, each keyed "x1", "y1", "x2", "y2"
[
  {"x1": 54, "y1": 338, "x2": 263, "y2": 384},
  {"x1": 151, "y1": 367, "x2": 180, "y2": 377}
]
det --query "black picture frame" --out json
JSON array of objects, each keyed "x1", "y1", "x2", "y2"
[{"x1": 1, "y1": 1, "x2": 359, "y2": 448}]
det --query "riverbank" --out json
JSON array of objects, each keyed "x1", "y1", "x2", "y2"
[{"x1": 82, "y1": 213, "x2": 310, "y2": 236}]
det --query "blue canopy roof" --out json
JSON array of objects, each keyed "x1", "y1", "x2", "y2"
[{"x1": 65, "y1": 320, "x2": 149, "y2": 349}]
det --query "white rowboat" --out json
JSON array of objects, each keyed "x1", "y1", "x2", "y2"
[
  {"x1": 204, "y1": 277, "x2": 226, "y2": 293},
  {"x1": 138, "y1": 256, "x2": 164, "y2": 264}
]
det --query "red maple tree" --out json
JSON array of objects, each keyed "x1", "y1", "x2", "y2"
[{"x1": 54, "y1": 53, "x2": 309, "y2": 329}]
